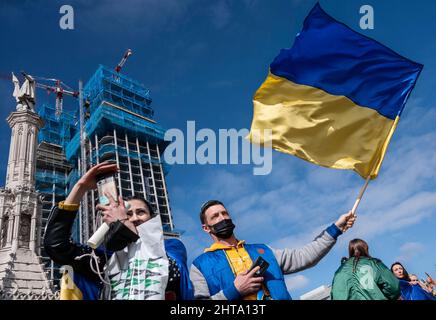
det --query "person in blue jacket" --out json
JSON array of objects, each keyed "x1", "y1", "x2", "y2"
[
  {"x1": 391, "y1": 262, "x2": 436, "y2": 300},
  {"x1": 44, "y1": 161, "x2": 193, "y2": 300},
  {"x1": 189, "y1": 200, "x2": 357, "y2": 300}
]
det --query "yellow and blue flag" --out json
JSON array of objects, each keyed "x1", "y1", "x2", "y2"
[
  {"x1": 60, "y1": 270, "x2": 101, "y2": 300},
  {"x1": 248, "y1": 3, "x2": 423, "y2": 179}
]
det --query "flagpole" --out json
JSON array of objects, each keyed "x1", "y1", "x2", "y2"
[
  {"x1": 341, "y1": 172, "x2": 371, "y2": 232},
  {"x1": 350, "y1": 175, "x2": 371, "y2": 215},
  {"x1": 343, "y1": 115, "x2": 401, "y2": 231},
  {"x1": 341, "y1": 174, "x2": 370, "y2": 233}
]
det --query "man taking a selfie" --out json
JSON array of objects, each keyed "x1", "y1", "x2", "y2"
[{"x1": 189, "y1": 200, "x2": 356, "y2": 300}]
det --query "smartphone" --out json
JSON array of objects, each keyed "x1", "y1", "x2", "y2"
[
  {"x1": 88, "y1": 172, "x2": 118, "y2": 249},
  {"x1": 96, "y1": 172, "x2": 118, "y2": 205},
  {"x1": 248, "y1": 256, "x2": 269, "y2": 277}
]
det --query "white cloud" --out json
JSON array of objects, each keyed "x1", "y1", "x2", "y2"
[
  {"x1": 285, "y1": 274, "x2": 310, "y2": 291},
  {"x1": 396, "y1": 242, "x2": 426, "y2": 264},
  {"x1": 173, "y1": 108, "x2": 436, "y2": 252},
  {"x1": 72, "y1": 0, "x2": 262, "y2": 36},
  {"x1": 346, "y1": 191, "x2": 436, "y2": 240},
  {"x1": 172, "y1": 208, "x2": 210, "y2": 264},
  {"x1": 209, "y1": 1, "x2": 232, "y2": 29},
  {"x1": 195, "y1": 168, "x2": 254, "y2": 203},
  {"x1": 169, "y1": 102, "x2": 436, "y2": 275},
  {"x1": 270, "y1": 223, "x2": 331, "y2": 250},
  {"x1": 260, "y1": 105, "x2": 436, "y2": 249},
  {"x1": 76, "y1": 0, "x2": 195, "y2": 36}
]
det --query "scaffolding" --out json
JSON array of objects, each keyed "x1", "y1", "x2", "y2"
[
  {"x1": 34, "y1": 103, "x2": 76, "y2": 289},
  {"x1": 65, "y1": 65, "x2": 177, "y2": 241},
  {"x1": 83, "y1": 64, "x2": 153, "y2": 119},
  {"x1": 37, "y1": 103, "x2": 77, "y2": 148},
  {"x1": 34, "y1": 65, "x2": 179, "y2": 289}
]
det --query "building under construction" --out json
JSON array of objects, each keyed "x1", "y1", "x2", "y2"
[
  {"x1": 35, "y1": 103, "x2": 76, "y2": 285},
  {"x1": 33, "y1": 63, "x2": 178, "y2": 289}
]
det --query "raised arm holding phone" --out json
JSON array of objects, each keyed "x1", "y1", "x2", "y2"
[{"x1": 44, "y1": 161, "x2": 193, "y2": 300}]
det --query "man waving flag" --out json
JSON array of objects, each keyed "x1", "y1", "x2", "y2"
[{"x1": 248, "y1": 3, "x2": 423, "y2": 180}]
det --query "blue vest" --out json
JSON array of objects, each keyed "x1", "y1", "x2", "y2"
[{"x1": 193, "y1": 243, "x2": 291, "y2": 300}]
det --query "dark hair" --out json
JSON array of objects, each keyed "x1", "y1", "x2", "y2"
[
  {"x1": 390, "y1": 261, "x2": 410, "y2": 281},
  {"x1": 124, "y1": 196, "x2": 155, "y2": 217},
  {"x1": 199, "y1": 200, "x2": 225, "y2": 224},
  {"x1": 348, "y1": 239, "x2": 371, "y2": 272}
]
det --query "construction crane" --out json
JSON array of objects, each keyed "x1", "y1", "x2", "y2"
[
  {"x1": 30, "y1": 73, "x2": 79, "y2": 119},
  {"x1": 2, "y1": 72, "x2": 78, "y2": 119},
  {"x1": 114, "y1": 49, "x2": 133, "y2": 73},
  {"x1": 8, "y1": 49, "x2": 132, "y2": 118}
]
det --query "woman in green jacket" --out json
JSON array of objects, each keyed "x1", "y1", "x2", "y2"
[{"x1": 331, "y1": 239, "x2": 400, "y2": 300}]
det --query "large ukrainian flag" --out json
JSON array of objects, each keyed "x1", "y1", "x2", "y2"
[{"x1": 248, "y1": 3, "x2": 423, "y2": 179}]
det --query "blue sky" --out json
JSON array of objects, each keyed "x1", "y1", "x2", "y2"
[{"x1": 0, "y1": 0, "x2": 435, "y2": 299}]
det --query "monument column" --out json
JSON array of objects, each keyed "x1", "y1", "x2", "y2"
[{"x1": 0, "y1": 73, "x2": 54, "y2": 299}]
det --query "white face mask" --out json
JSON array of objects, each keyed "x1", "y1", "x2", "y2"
[{"x1": 104, "y1": 215, "x2": 169, "y2": 300}]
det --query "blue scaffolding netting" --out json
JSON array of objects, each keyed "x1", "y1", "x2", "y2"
[
  {"x1": 83, "y1": 64, "x2": 153, "y2": 119},
  {"x1": 35, "y1": 103, "x2": 76, "y2": 198},
  {"x1": 35, "y1": 171, "x2": 68, "y2": 186},
  {"x1": 37, "y1": 103, "x2": 77, "y2": 148},
  {"x1": 66, "y1": 65, "x2": 168, "y2": 162},
  {"x1": 35, "y1": 65, "x2": 174, "y2": 233},
  {"x1": 66, "y1": 104, "x2": 168, "y2": 161}
]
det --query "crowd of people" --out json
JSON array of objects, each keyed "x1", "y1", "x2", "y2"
[
  {"x1": 331, "y1": 239, "x2": 435, "y2": 300},
  {"x1": 43, "y1": 162, "x2": 435, "y2": 300}
]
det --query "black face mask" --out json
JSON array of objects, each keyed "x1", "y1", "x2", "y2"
[
  {"x1": 209, "y1": 219, "x2": 235, "y2": 239},
  {"x1": 104, "y1": 220, "x2": 140, "y2": 251}
]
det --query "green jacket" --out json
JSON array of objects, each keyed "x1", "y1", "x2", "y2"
[{"x1": 331, "y1": 257, "x2": 400, "y2": 300}]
